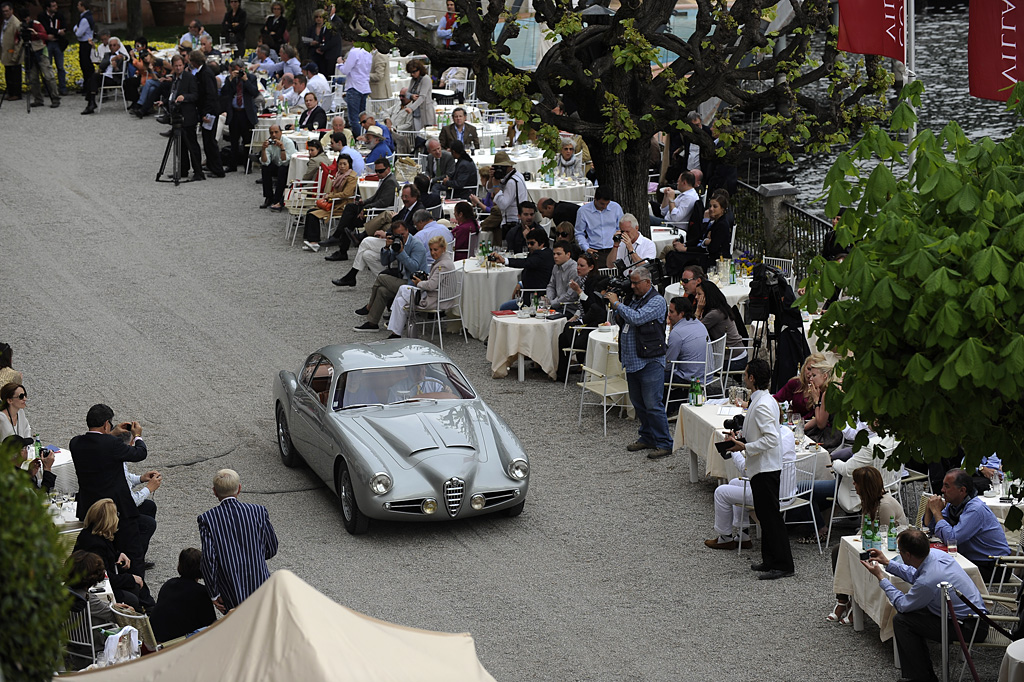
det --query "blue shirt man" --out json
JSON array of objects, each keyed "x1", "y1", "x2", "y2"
[
  {"x1": 924, "y1": 468, "x2": 1009, "y2": 575},
  {"x1": 607, "y1": 266, "x2": 673, "y2": 458},
  {"x1": 665, "y1": 297, "x2": 708, "y2": 381},
  {"x1": 575, "y1": 188, "x2": 624, "y2": 253}
]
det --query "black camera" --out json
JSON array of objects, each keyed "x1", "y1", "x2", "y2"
[
  {"x1": 492, "y1": 165, "x2": 509, "y2": 181},
  {"x1": 613, "y1": 232, "x2": 622, "y2": 243},
  {"x1": 390, "y1": 238, "x2": 403, "y2": 252},
  {"x1": 723, "y1": 414, "x2": 745, "y2": 432},
  {"x1": 487, "y1": 252, "x2": 500, "y2": 262},
  {"x1": 412, "y1": 271, "x2": 428, "y2": 281}
]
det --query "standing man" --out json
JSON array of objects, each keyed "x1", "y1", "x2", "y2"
[
  {"x1": 220, "y1": 60, "x2": 258, "y2": 173},
  {"x1": 16, "y1": 7, "x2": 60, "y2": 108},
  {"x1": 491, "y1": 151, "x2": 528, "y2": 235},
  {"x1": 337, "y1": 41, "x2": 370, "y2": 132},
  {"x1": 190, "y1": 50, "x2": 224, "y2": 178},
  {"x1": 725, "y1": 359, "x2": 794, "y2": 580},
  {"x1": 160, "y1": 53, "x2": 203, "y2": 181},
  {"x1": 368, "y1": 48, "x2": 390, "y2": 100},
  {"x1": 861, "y1": 529, "x2": 987, "y2": 682},
  {"x1": 604, "y1": 266, "x2": 674, "y2": 460},
  {"x1": 41, "y1": 0, "x2": 68, "y2": 95},
  {"x1": 574, "y1": 186, "x2": 624, "y2": 265},
  {"x1": 198, "y1": 469, "x2": 278, "y2": 613},
  {"x1": 1, "y1": 2, "x2": 21, "y2": 102},
  {"x1": 70, "y1": 404, "x2": 149, "y2": 577},
  {"x1": 922, "y1": 468, "x2": 1009, "y2": 579}
]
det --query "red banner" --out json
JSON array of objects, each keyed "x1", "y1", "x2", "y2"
[
  {"x1": 969, "y1": 0, "x2": 1023, "y2": 101},
  {"x1": 837, "y1": 0, "x2": 906, "y2": 64}
]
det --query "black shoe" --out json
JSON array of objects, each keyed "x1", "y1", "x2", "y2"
[
  {"x1": 324, "y1": 251, "x2": 347, "y2": 261},
  {"x1": 758, "y1": 569, "x2": 795, "y2": 581},
  {"x1": 750, "y1": 563, "x2": 769, "y2": 572},
  {"x1": 81, "y1": 102, "x2": 96, "y2": 115},
  {"x1": 224, "y1": 165, "x2": 237, "y2": 172},
  {"x1": 155, "y1": 114, "x2": 170, "y2": 124},
  {"x1": 353, "y1": 322, "x2": 380, "y2": 332},
  {"x1": 191, "y1": 174, "x2": 206, "y2": 182},
  {"x1": 159, "y1": 130, "x2": 172, "y2": 137},
  {"x1": 31, "y1": 100, "x2": 44, "y2": 107},
  {"x1": 259, "y1": 200, "x2": 272, "y2": 209},
  {"x1": 50, "y1": 100, "x2": 60, "y2": 108},
  {"x1": 354, "y1": 306, "x2": 369, "y2": 316},
  {"x1": 387, "y1": 333, "x2": 401, "y2": 339},
  {"x1": 210, "y1": 171, "x2": 226, "y2": 178},
  {"x1": 319, "y1": 237, "x2": 341, "y2": 247},
  {"x1": 143, "y1": 561, "x2": 155, "y2": 570},
  {"x1": 332, "y1": 276, "x2": 356, "y2": 287}
]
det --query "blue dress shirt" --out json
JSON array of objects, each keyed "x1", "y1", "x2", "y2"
[
  {"x1": 930, "y1": 495, "x2": 1010, "y2": 563},
  {"x1": 880, "y1": 549, "x2": 986, "y2": 620}
]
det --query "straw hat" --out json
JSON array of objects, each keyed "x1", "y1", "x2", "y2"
[
  {"x1": 366, "y1": 125, "x2": 383, "y2": 138},
  {"x1": 493, "y1": 150, "x2": 515, "y2": 166}
]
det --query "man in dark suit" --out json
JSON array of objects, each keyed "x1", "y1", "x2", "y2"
[
  {"x1": 437, "y1": 107, "x2": 480, "y2": 151},
  {"x1": 220, "y1": 59, "x2": 258, "y2": 172},
  {"x1": 160, "y1": 54, "x2": 204, "y2": 181},
  {"x1": 70, "y1": 403, "x2": 149, "y2": 576},
  {"x1": 198, "y1": 469, "x2": 278, "y2": 613},
  {"x1": 322, "y1": 158, "x2": 400, "y2": 263},
  {"x1": 538, "y1": 197, "x2": 580, "y2": 230},
  {"x1": 424, "y1": 138, "x2": 455, "y2": 193},
  {"x1": 190, "y1": 50, "x2": 224, "y2": 177},
  {"x1": 331, "y1": 161, "x2": 408, "y2": 286}
]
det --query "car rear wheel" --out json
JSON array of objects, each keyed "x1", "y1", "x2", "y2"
[
  {"x1": 501, "y1": 499, "x2": 525, "y2": 517},
  {"x1": 337, "y1": 461, "x2": 369, "y2": 535},
  {"x1": 276, "y1": 405, "x2": 301, "y2": 468}
]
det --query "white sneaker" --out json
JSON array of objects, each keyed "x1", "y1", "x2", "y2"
[{"x1": 303, "y1": 241, "x2": 320, "y2": 252}]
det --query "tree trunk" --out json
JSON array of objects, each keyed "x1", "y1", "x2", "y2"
[
  {"x1": 293, "y1": 0, "x2": 315, "y2": 51},
  {"x1": 126, "y1": 0, "x2": 141, "y2": 41},
  {"x1": 588, "y1": 135, "x2": 654, "y2": 237}
]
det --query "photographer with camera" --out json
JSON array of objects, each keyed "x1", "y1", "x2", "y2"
[
  {"x1": 489, "y1": 151, "x2": 528, "y2": 234},
  {"x1": 606, "y1": 213, "x2": 655, "y2": 270},
  {"x1": 605, "y1": 266, "x2": 674, "y2": 460},
  {"x1": 81, "y1": 34, "x2": 128, "y2": 114},
  {"x1": 220, "y1": 60, "x2": 258, "y2": 172},
  {"x1": 190, "y1": 50, "x2": 224, "y2": 178},
  {"x1": 353, "y1": 221, "x2": 428, "y2": 332},
  {"x1": 259, "y1": 122, "x2": 295, "y2": 208},
  {"x1": 14, "y1": 6, "x2": 60, "y2": 108},
  {"x1": 70, "y1": 404, "x2": 150, "y2": 581}
]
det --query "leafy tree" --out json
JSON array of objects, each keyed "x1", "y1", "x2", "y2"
[
  {"x1": 801, "y1": 82, "x2": 1024, "y2": 526},
  {"x1": 0, "y1": 436, "x2": 70, "y2": 680},
  {"x1": 329, "y1": 0, "x2": 891, "y2": 230}
]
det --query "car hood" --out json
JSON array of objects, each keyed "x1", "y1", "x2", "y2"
[{"x1": 335, "y1": 402, "x2": 501, "y2": 470}]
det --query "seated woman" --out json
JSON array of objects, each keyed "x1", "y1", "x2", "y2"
[
  {"x1": 803, "y1": 356, "x2": 843, "y2": 450},
  {"x1": 387, "y1": 236, "x2": 456, "y2": 339},
  {"x1": 674, "y1": 190, "x2": 733, "y2": 267},
  {"x1": 556, "y1": 253, "x2": 610, "y2": 378},
  {"x1": 450, "y1": 201, "x2": 479, "y2": 259},
  {"x1": 296, "y1": 91, "x2": 328, "y2": 131},
  {"x1": 555, "y1": 139, "x2": 583, "y2": 180},
  {"x1": 0, "y1": 342, "x2": 22, "y2": 387},
  {"x1": 148, "y1": 548, "x2": 217, "y2": 642},
  {"x1": 773, "y1": 352, "x2": 826, "y2": 421},
  {"x1": 694, "y1": 279, "x2": 746, "y2": 375},
  {"x1": 66, "y1": 550, "x2": 130, "y2": 647},
  {"x1": 301, "y1": 138, "x2": 328, "y2": 182},
  {"x1": 441, "y1": 140, "x2": 478, "y2": 200},
  {"x1": 825, "y1": 466, "x2": 906, "y2": 623},
  {"x1": 0, "y1": 382, "x2": 31, "y2": 441},
  {"x1": 303, "y1": 154, "x2": 357, "y2": 251},
  {"x1": 73, "y1": 498, "x2": 153, "y2": 611}
]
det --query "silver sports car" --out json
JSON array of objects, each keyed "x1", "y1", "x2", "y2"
[{"x1": 273, "y1": 339, "x2": 529, "y2": 534}]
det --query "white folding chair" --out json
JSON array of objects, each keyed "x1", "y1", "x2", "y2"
[
  {"x1": 704, "y1": 334, "x2": 728, "y2": 398},
  {"x1": 597, "y1": 267, "x2": 618, "y2": 278},
  {"x1": 410, "y1": 269, "x2": 467, "y2": 349},
  {"x1": 577, "y1": 345, "x2": 630, "y2": 436},
  {"x1": 735, "y1": 452, "x2": 820, "y2": 555},
  {"x1": 453, "y1": 230, "x2": 480, "y2": 261},
  {"x1": 97, "y1": 68, "x2": 127, "y2": 113},
  {"x1": 562, "y1": 325, "x2": 597, "y2": 388},
  {"x1": 722, "y1": 343, "x2": 755, "y2": 387},
  {"x1": 284, "y1": 171, "x2": 326, "y2": 245},
  {"x1": 63, "y1": 592, "x2": 115, "y2": 665},
  {"x1": 663, "y1": 359, "x2": 704, "y2": 416},
  {"x1": 763, "y1": 256, "x2": 796, "y2": 289},
  {"x1": 367, "y1": 96, "x2": 400, "y2": 121}
]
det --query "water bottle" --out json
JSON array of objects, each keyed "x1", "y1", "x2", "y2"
[
  {"x1": 862, "y1": 515, "x2": 872, "y2": 547},
  {"x1": 872, "y1": 518, "x2": 881, "y2": 551},
  {"x1": 887, "y1": 515, "x2": 897, "y2": 551},
  {"x1": 489, "y1": 136, "x2": 495, "y2": 154},
  {"x1": 694, "y1": 379, "x2": 703, "y2": 406},
  {"x1": 730, "y1": 260, "x2": 736, "y2": 284},
  {"x1": 33, "y1": 434, "x2": 41, "y2": 460}
]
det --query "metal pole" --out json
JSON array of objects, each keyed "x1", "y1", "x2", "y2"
[
  {"x1": 939, "y1": 581, "x2": 951, "y2": 682},
  {"x1": 906, "y1": 0, "x2": 916, "y2": 166}
]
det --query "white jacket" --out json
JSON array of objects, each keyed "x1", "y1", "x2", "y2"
[
  {"x1": 831, "y1": 434, "x2": 898, "y2": 512},
  {"x1": 740, "y1": 389, "x2": 782, "y2": 478}
]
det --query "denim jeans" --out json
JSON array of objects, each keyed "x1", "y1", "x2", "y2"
[
  {"x1": 625, "y1": 360, "x2": 673, "y2": 449},
  {"x1": 345, "y1": 89, "x2": 367, "y2": 132},
  {"x1": 137, "y1": 79, "x2": 161, "y2": 111},
  {"x1": 47, "y1": 41, "x2": 66, "y2": 89}
]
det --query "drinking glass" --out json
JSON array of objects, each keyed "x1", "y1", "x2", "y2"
[{"x1": 947, "y1": 541, "x2": 958, "y2": 557}]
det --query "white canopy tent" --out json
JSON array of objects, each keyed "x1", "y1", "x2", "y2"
[{"x1": 62, "y1": 570, "x2": 497, "y2": 682}]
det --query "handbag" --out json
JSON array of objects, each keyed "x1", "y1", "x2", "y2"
[{"x1": 316, "y1": 198, "x2": 332, "y2": 211}]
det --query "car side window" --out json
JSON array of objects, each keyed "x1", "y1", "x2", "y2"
[
  {"x1": 310, "y1": 360, "x2": 334, "y2": 407},
  {"x1": 300, "y1": 355, "x2": 321, "y2": 387}
]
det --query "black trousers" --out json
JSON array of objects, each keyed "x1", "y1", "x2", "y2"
[
  {"x1": 893, "y1": 609, "x2": 988, "y2": 682},
  {"x1": 750, "y1": 470, "x2": 794, "y2": 572},
  {"x1": 180, "y1": 124, "x2": 204, "y2": 178},
  {"x1": 77, "y1": 41, "x2": 93, "y2": 84},
  {"x1": 261, "y1": 163, "x2": 289, "y2": 203},
  {"x1": 137, "y1": 499, "x2": 157, "y2": 558},
  {"x1": 325, "y1": 202, "x2": 363, "y2": 252},
  {"x1": 4, "y1": 64, "x2": 21, "y2": 97},
  {"x1": 113, "y1": 514, "x2": 145, "y2": 577},
  {"x1": 227, "y1": 115, "x2": 253, "y2": 171},
  {"x1": 201, "y1": 122, "x2": 223, "y2": 175}
]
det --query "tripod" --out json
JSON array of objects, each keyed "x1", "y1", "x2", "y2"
[
  {"x1": 0, "y1": 34, "x2": 41, "y2": 114},
  {"x1": 155, "y1": 118, "x2": 184, "y2": 185}
]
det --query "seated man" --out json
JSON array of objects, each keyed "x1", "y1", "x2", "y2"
[
  {"x1": 607, "y1": 213, "x2": 656, "y2": 270},
  {"x1": 537, "y1": 196, "x2": 580, "y2": 230},
  {"x1": 322, "y1": 158, "x2": 399, "y2": 264},
  {"x1": 705, "y1": 425, "x2": 796, "y2": 549},
  {"x1": 81, "y1": 35, "x2": 128, "y2": 114},
  {"x1": 359, "y1": 112, "x2": 394, "y2": 152},
  {"x1": 148, "y1": 548, "x2": 217, "y2": 642},
  {"x1": 504, "y1": 201, "x2": 537, "y2": 255},
  {"x1": 352, "y1": 221, "x2": 428, "y2": 332},
  {"x1": 923, "y1": 468, "x2": 1010, "y2": 578},
  {"x1": 665, "y1": 297, "x2": 708, "y2": 385},
  {"x1": 411, "y1": 211, "x2": 452, "y2": 267},
  {"x1": 492, "y1": 228, "x2": 555, "y2": 310},
  {"x1": 424, "y1": 138, "x2": 455, "y2": 194},
  {"x1": 364, "y1": 126, "x2": 390, "y2": 166},
  {"x1": 278, "y1": 72, "x2": 302, "y2": 109},
  {"x1": 438, "y1": 107, "x2": 480, "y2": 150},
  {"x1": 544, "y1": 243, "x2": 578, "y2": 309},
  {"x1": 302, "y1": 61, "x2": 331, "y2": 100},
  {"x1": 862, "y1": 529, "x2": 988, "y2": 682},
  {"x1": 387, "y1": 365, "x2": 450, "y2": 402},
  {"x1": 255, "y1": 43, "x2": 301, "y2": 77},
  {"x1": 258, "y1": 123, "x2": 295, "y2": 210}
]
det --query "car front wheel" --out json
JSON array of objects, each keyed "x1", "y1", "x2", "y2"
[
  {"x1": 276, "y1": 405, "x2": 301, "y2": 468},
  {"x1": 337, "y1": 461, "x2": 369, "y2": 535},
  {"x1": 501, "y1": 499, "x2": 525, "y2": 517}
]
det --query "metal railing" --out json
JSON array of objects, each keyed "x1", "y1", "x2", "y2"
[{"x1": 779, "y1": 202, "x2": 831, "y2": 281}]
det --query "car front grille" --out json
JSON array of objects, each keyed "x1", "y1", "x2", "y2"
[
  {"x1": 385, "y1": 499, "x2": 426, "y2": 514},
  {"x1": 444, "y1": 477, "x2": 465, "y2": 517},
  {"x1": 483, "y1": 490, "x2": 519, "y2": 507}
]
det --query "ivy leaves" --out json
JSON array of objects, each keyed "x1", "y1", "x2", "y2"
[{"x1": 801, "y1": 81, "x2": 1024, "y2": 475}]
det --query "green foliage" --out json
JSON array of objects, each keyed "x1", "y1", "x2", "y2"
[
  {"x1": 802, "y1": 82, "x2": 1024, "y2": 485},
  {"x1": 0, "y1": 438, "x2": 71, "y2": 680}
]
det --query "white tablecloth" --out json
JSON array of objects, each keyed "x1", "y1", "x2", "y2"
[
  {"x1": 585, "y1": 326, "x2": 621, "y2": 376},
  {"x1": 999, "y1": 639, "x2": 1024, "y2": 682},
  {"x1": 421, "y1": 123, "x2": 506, "y2": 151},
  {"x1": 455, "y1": 260, "x2": 520, "y2": 341},
  {"x1": 525, "y1": 180, "x2": 588, "y2": 203},
  {"x1": 651, "y1": 228, "x2": 676, "y2": 254},
  {"x1": 469, "y1": 147, "x2": 546, "y2": 177},
  {"x1": 486, "y1": 315, "x2": 567, "y2": 380},
  {"x1": 665, "y1": 281, "x2": 750, "y2": 309},
  {"x1": 832, "y1": 535, "x2": 988, "y2": 642}
]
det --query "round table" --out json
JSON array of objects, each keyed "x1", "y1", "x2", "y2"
[
  {"x1": 665, "y1": 280, "x2": 750, "y2": 309},
  {"x1": 456, "y1": 260, "x2": 520, "y2": 341},
  {"x1": 486, "y1": 314, "x2": 568, "y2": 381},
  {"x1": 999, "y1": 635, "x2": 1024, "y2": 681},
  {"x1": 650, "y1": 228, "x2": 676, "y2": 254},
  {"x1": 525, "y1": 180, "x2": 589, "y2": 203},
  {"x1": 585, "y1": 326, "x2": 621, "y2": 377},
  {"x1": 469, "y1": 147, "x2": 545, "y2": 177}
]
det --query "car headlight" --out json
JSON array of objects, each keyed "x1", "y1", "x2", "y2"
[
  {"x1": 421, "y1": 498, "x2": 437, "y2": 514},
  {"x1": 369, "y1": 473, "x2": 392, "y2": 495},
  {"x1": 508, "y1": 458, "x2": 529, "y2": 480},
  {"x1": 470, "y1": 494, "x2": 485, "y2": 510}
]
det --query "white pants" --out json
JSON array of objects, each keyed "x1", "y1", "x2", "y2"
[
  {"x1": 387, "y1": 285, "x2": 419, "y2": 335},
  {"x1": 713, "y1": 478, "x2": 753, "y2": 537},
  {"x1": 354, "y1": 237, "x2": 386, "y2": 278}
]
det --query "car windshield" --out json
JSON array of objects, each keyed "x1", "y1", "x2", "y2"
[{"x1": 334, "y1": 363, "x2": 475, "y2": 409}]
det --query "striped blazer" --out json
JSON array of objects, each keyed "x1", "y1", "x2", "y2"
[{"x1": 197, "y1": 497, "x2": 279, "y2": 610}]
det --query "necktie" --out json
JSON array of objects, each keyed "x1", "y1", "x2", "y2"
[{"x1": 235, "y1": 80, "x2": 243, "y2": 107}]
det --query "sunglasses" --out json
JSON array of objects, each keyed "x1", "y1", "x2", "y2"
[
  {"x1": 526, "y1": 241, "x2": 538, "y2": 246},
  {"x1": 14, "y1": 392, "x2": 26, "y2": 399},
  {"x1": 680, "y1": 277, "x2": 696, "y2": 284}
]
